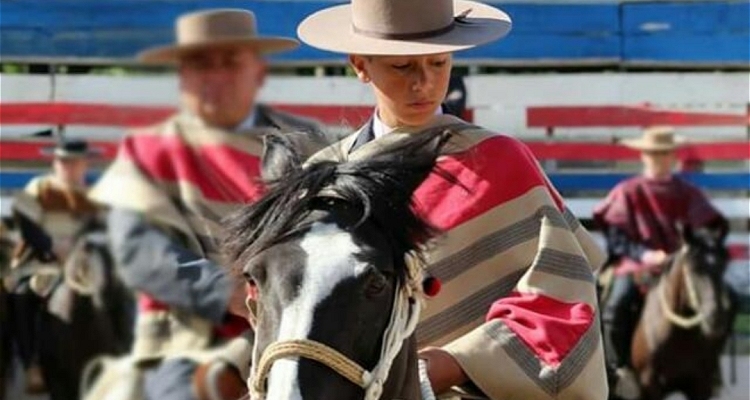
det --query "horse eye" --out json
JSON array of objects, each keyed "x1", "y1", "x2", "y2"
[
  {"x1": 365, "y1": 272, "x2": 389, "y2": 299},
  {"x1": 244, "y1": 262, "x2": 267, "y2": 286}
]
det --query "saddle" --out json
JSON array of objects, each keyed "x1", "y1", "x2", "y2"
[
  {"x1": 80, "y1": 333, "x2": 253, "y2": 400},
  {"x1": 597, "y1": 258, "x2": 668, "y2": 303},
  {"x1": 193, "y1": 361, "x2": 248, "y2": 400}
]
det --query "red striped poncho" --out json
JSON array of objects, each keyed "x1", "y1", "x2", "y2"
[{"x1": 308, "y1": 114, "x2": 608, "y2": 399}]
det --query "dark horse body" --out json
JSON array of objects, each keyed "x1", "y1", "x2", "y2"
[
  {"x1": 1, "y1": 226, "x2": 18, "y2": 400},
  {"x1": 5, "y1": 218, "x2": 135, "y2": 400},
  {"x1": 618, "y1": 226, "x2": 736, "y2": 400},
  {"x1": 222, "y1": 129, "x2": 453, "y2": 399}
]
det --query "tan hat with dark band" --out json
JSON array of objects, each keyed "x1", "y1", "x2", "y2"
[
  {"x1": 297, "y1": 0, "x2": 512, "y2": 56},
  {"x1": 138, "y1": 9, "x2": 299, "y2": 64}
]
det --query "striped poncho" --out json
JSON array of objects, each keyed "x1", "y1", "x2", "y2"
[
  {"x1": 91, "y1": 109, "x2": 324, "y2": 262},
  {"x1": 308, "y1": 114, "x2": 608, "y2": 400},
  {"x1": 89, "y1": 109, "x2": 325, "y2": 358}
]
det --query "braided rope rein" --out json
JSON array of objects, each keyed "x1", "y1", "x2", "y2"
[
  {"x1": 251, "y1": 339, "x2": 371, "y2": 396},
  {"x1": 659, "y1": 254, "x2": 705, "y2": 329},
  {"x1": 249, "y1": 255, "x2": 426, "y2": 400},
  {"x1": 63, "y1": 238, "x2": 97, "y2": 296}
]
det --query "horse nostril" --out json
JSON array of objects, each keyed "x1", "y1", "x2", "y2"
[
  {"x1": 242, "y1": 271, "x2": 257, "y2": 286},
  {"x1": 246, "y1": 279, "x2": 259, "y2": 299},
  {"x1": 244, "y1": 262, "x2": 267, "y2": 286}
]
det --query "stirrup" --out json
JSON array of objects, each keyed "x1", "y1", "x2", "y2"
[{"x1": 25, "y1": 365, "x2": 48, "y2": 394}]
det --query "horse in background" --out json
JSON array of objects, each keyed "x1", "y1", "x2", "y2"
[
  {"x1": 222, "y1": 129, "x2": 454, "y2": 399},
  {"x1": 629, "y1": 225, "x2": 737, "y2": 400},
  {"x1": 5, "y1": 217, "x2": 135, "y2": 400},
  {"x1": 0, "y1": 221, "x2": 18, "y2": 400}
]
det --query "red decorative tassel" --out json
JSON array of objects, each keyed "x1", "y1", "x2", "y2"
[{"x1": 422, "y1": 276, "x2": 442, "y2": 297}]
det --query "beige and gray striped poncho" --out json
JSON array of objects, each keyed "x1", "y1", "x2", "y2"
[
  {"x1": 308, "y1": 114, "x2": 609, "y2": 400},
  {"x1": 89, "y1": 109, "x2": 324, "y2": 359}
]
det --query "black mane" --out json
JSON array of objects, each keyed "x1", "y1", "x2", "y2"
[{"x1": 221, "y1": 128, "x2": 456, "y2": 279}]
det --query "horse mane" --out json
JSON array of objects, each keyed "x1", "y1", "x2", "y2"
[{"x1": 221, "y1": 127, "x2": 456, "y2": 281}]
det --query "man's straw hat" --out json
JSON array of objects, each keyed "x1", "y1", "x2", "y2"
[
  {"x1": 621, "y1": 126, "x2": 685, "y2": 152},
  {"x1": 297, "y1": 0, "x2": 512, "y2": 56},
  {"x1": 138, "y1": 9, "x2": 299, "y2": 64},
  {"x1": 41, "y1": 139, "x2": 102, "y2": 159}
]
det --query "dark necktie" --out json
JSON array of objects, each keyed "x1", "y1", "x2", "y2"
[{"x1": 349, "y1": 119, "x2": 375, "y2": 153}]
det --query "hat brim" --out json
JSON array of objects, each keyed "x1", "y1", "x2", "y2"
[
  {"x1": 621, "y1": 138, "x2": 686, "y2": 152},
  {"x1": 41, "y1": 147, "x2": 103, "y2": 159},
  {"x1": 297, "y1": 0, "x2": 511, "y2": 56},
  {"x1": 137, "y1": 37, "x2": 300, "y2": 64}
]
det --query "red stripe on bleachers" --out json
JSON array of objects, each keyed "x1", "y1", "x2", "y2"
[
  {"x1": 0, "y1": 140, "x2": 119, "y2": 161},
  {"x1": 528, "y1": 105, "x2": 750, "y2": 128},
  {"x1": 0, "y1": 103, "x2": 175, "y2": 127},
  {"x1": 729, "y1": 244, "x2": 750, "y2": 261},
  {"x1": 2, "y1": 102, "x2": 745, "y2": 163},
  {"x1": 0, "y1": 102, "x2": 373, "y2": 127},
  {"x1": 0, "y1": 102, "x2": 474, "y2": 128},
  {"x1": 525, "y1": 142, "x2": 750, "y2": 161},
  {"x1": 3, "y1": 139, "x2": 748, "y2": 163}
]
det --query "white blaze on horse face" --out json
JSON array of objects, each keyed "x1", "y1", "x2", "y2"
[{"x1": 266, "y1": 222, "x2": 367, "y2": 399}]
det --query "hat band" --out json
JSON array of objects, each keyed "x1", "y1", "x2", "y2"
[
  {"x1": 350, "y1": 9, "x2": 473, "y2": 41},
  {"x1": 352, "y1": 21, "x2": 455, "y2": 40}
]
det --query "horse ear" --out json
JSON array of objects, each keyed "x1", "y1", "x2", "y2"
[
  {"x1": 261, "y1": 131, "x2": 334, "y2": 183},
  {"x1": 714, "y1": 219, "x2": 729, "y2": 245},
  {"x1": 261, "y1": 133, "x2": 304, "y2": 182},
  {"x1": 681, "y1": 223, "x2": 695, "y2": 245}
]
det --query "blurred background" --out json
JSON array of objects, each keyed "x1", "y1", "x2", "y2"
[{"x1": 0, "y1": 0, "x2": 748, "y2": 399}]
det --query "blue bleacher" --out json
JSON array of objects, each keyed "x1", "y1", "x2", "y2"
[
  {"x1": 1, "y1": 0, "x2": 748, "y2": 66},
  {"x1": 1, "y1": 171, "x2": 748, "y2": 191}
]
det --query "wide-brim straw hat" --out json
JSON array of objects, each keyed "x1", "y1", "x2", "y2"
[
  {"x1": 41, "y1": 140, "x2": 102, "y2": 159},
  {"x1": 138, "y1": 9, "x2": 299, "y2": 64},
  {"x1": 297, "y1": 0, "x2": 512, "y2": 55},
  {"x1": 621, "y1": 126, "x2": 686, "y2": 152}
]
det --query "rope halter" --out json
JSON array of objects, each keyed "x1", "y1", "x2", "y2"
[
  {"x1": 249, "y1": 255, "x2": 425, "y2": 400},
  {"x1": 659, "y1": 250, "x2": 706, "y2": 329}
]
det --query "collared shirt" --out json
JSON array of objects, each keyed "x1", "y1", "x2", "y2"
[
  {"x1": 372, "y1": 106, "x2": 443, "y2": 139},
  {"x1": 235, "y1": 107, "x2": 258, "y2": 132},
  {"x1": 183, "y1": 107, "x2": 258, "y2": 132}
]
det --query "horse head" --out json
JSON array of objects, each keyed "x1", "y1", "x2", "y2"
[
  {"x1": 223, "y1": 129, "x2": 452, "y2": 400},
  {"x1": 680, "y1": 223, "x2": 729, "y2": 277},
  {"x1": 663, "y1": 222, "x2": 733, "y2": 337},
  {"x1": 60, "y1": 214, "x2": 118, "y2": 307}
]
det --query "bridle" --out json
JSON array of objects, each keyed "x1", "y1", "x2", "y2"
[{"x1": 247, "y1": 256, "x2": 424, "y2": 400}]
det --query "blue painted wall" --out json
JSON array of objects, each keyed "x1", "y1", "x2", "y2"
[
  {"x1": 621, "y1": 1, "x2": 750, "y2": 64},
  {"x1": 1, "y1": 170, "x2": 748, "y2": 191},
  {"x1": 0, "y1": 0, "x2": 748, "y2": 65}
]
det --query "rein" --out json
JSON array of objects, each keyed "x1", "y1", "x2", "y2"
[
  {"x1": 658, "y1": 251, "x2": 705, "y2": 329},
  {"x1": 248, "y1": 261, "x2": 424, "y2": 400},
  {"x1": 62, "y1": 238, "x2": 97, "y2": 296},
  {"x1": 254, "y1": 340, "x2": 371, "y2": 391},
  {"x1": 4, "y1": 243, "x2": 97, "y2": 302}
]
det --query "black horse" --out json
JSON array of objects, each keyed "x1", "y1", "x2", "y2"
[
  {"x1": 0, "y1": 285, "x2": 10, "y2": 400},
  {"x1": 606, "y1": 225, "x2": 738, "y2": 400},
  {"x1": 6, "y1": 218, "x2": 135, "y2": 400},
  {"x1": 1, "y1": 225, "x2": 18, "y2": 400},
  {"x1": 223, "y1": 129, "x2": 453, "y2": 399}
]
